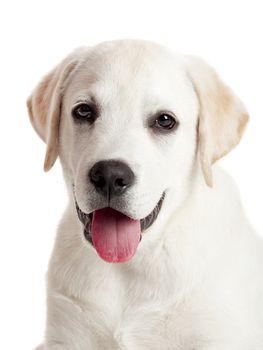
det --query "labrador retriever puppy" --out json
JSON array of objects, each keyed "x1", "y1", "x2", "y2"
[{"x1": 27, "y1": 40, "x2": 263, "y2": 350}]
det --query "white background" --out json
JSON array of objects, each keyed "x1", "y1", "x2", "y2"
[{"x1": 0, "y1": 1, "x2": 262, "y2": 349}]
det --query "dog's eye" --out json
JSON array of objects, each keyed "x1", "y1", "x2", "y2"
[
  {"x1": 154, "y1": 113, "x2": 178, "y2": 131},
  {"x1": 72, "y1": 103, "x2": 95, "y2": 122}
]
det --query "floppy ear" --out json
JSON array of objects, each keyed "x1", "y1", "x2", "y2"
[
  {"x1": 27, "y1": 51, "x2": 81, "y2": 171},
  {"x1": 185, "y1": 56, "x2": 249, "y2": 187}
]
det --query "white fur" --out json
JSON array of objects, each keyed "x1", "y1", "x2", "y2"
[{"x1": 29, "y1": 40, "x2": 263, "y2": 349}]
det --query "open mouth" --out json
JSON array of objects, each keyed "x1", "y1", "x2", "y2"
[{"x1": 75, "y1": 193, "x2": 165, "y2": 263}]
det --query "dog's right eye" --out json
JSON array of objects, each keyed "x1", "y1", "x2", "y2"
[{"x1": 72, "y1": 103, "x2": 95, "y2": 122}]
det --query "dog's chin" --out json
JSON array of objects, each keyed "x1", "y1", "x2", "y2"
[{"x1": 75, "y1": 192, "x2": 165, "y2": 247}]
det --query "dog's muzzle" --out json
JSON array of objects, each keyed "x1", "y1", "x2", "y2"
[{"x1": 75, "y1": 192, "x2": 165, "y2": 263}]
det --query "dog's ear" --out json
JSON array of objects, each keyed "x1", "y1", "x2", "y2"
[
  {"x1": 27, "y1": 50, "x2": 82, "y2": 171},
  {"x1": 185, "y1": 56, "x2": 249, "y2": 187}
]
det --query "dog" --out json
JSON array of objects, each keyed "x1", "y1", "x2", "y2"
[{"x1": 27, "y1": 40, "x2": 263, "y2": 349}]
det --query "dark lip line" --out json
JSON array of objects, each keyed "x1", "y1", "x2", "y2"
[{"x1": 74, "y1": 192, "x2": 165, "y2": 246}]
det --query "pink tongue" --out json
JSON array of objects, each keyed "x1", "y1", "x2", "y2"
[{"x1": 91, "y1": 208, "x2": 141, "y2": 263}]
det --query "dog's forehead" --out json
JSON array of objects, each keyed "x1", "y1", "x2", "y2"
[{"x1": 66, "y1": 41, "x2": 198, "y2": 121}]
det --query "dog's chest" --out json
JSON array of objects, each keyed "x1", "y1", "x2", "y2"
[
  {"x1": 87, "y1": 288, "x2": 173, "y2": 349},
  {"x1": 82, "y1": 265, "x2": 194, "y2": 350}
]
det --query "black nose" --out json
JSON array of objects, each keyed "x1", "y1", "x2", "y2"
[{"x1": 89, "y1": 160, "x2": 135, "y2": 199}]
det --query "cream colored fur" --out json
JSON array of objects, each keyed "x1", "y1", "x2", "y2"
[{"x1": 28, "y1": 40, "x2": 263, "y2": 350}]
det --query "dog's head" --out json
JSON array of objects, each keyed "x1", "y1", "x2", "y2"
[{"x1": 27, "y1": 40, "x2": 248, "y2": 263}]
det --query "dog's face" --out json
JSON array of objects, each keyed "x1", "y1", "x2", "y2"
[
  {"x1": 27, "y1": 40, "x2": 248, "y2": 263},
  {"x1": 61, "y1": 42, "x2": 199, "y2": 221}
]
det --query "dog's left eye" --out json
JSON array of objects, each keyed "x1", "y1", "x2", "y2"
[
  {"x1": 72, "y1": 103, "x2": 95, "y2": 122},
  {"x1": 153, "y1": 113, "x2": 178, "y2": 131}
]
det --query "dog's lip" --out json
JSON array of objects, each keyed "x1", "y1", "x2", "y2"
[
  {"x1": 139, "y1": 192, "x2": 165, "y2": 231},
  {"x1": 75, "y1": 193, "x2": 165, "y2": 246}
]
